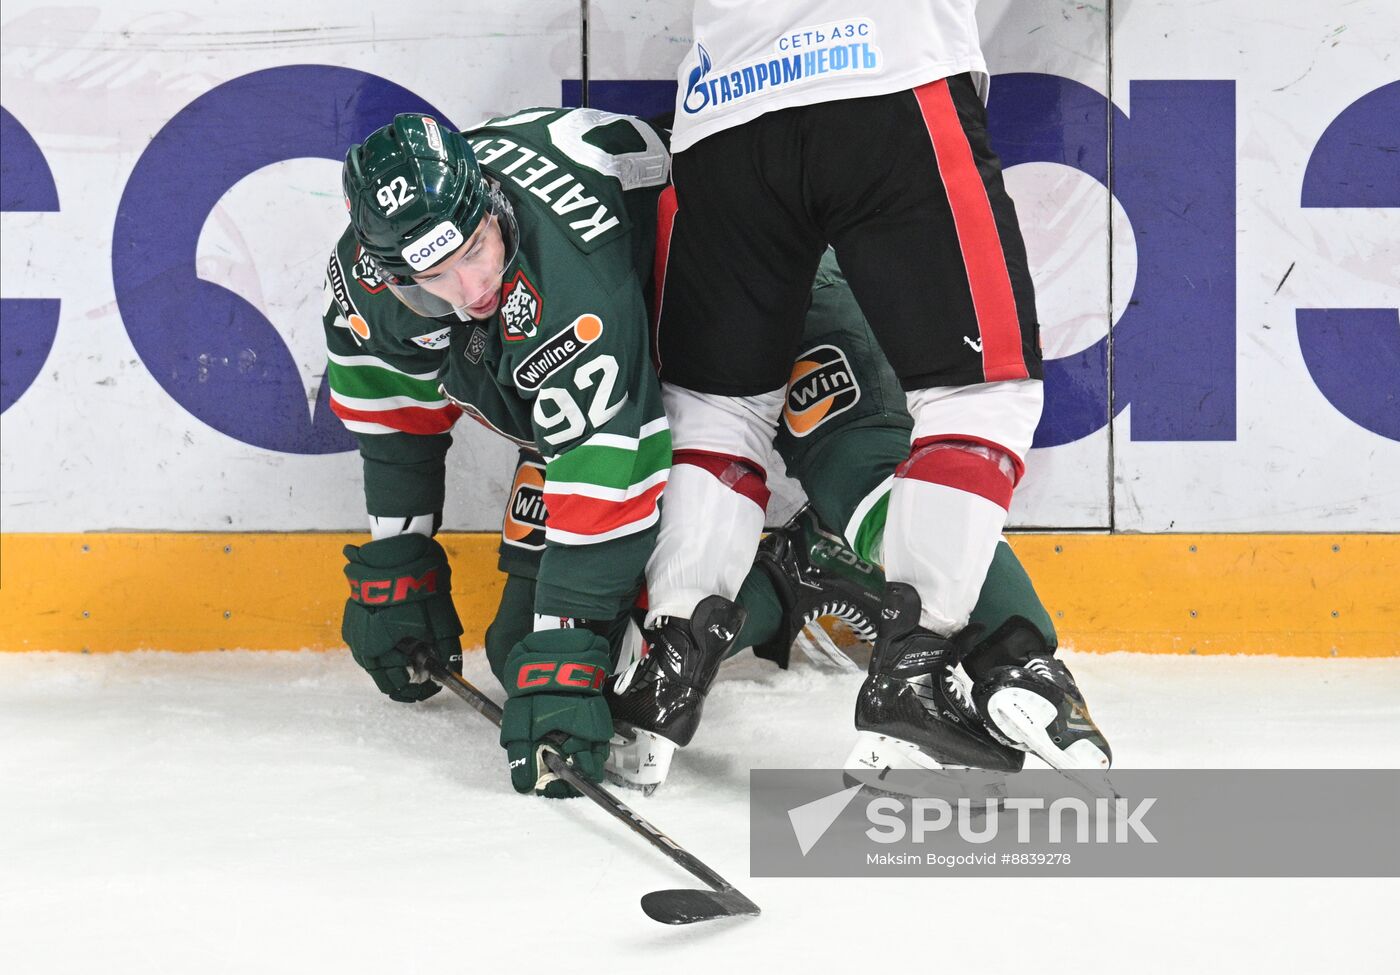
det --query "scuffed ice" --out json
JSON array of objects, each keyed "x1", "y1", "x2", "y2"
[{"x1": 2, "y1": 649, "x2": 1396, "y2": 973}]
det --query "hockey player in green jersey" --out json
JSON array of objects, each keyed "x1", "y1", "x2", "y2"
[
  {"x1": 329, "y1": 109, "x2": 687, "y2": 798},
  {"x1": 326, "y1": 109, "x2": 1100, "y2": 798}
]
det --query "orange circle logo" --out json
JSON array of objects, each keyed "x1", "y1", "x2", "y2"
[{"x1": 573, "y1": 314, "x2": 603, "y2": 342}]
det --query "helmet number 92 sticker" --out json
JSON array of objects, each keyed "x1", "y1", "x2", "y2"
[{"x1": 376, "y1": 175, "x2": 415, "y2": 215}]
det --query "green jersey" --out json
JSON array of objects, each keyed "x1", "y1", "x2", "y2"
[{"x1": 322, "y1": 108, "x2": 672, "y2": 621}]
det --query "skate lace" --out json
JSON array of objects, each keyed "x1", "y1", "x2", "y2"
[
  {"x1": 802, "y1": 600, "x2": 877, "y2": 642},
  {"x1": 943, "y1": 668, "x2": 975, "y2": 711},
  {"x1": 609, "y1": 621, "x2": 651, "y2": 696},
  {"x1": 907, "y1": 667, "x2": 974, "y2": 717},
  {"x1": 1025, "y1": 658, "x2": 1056, "y2": 681}
]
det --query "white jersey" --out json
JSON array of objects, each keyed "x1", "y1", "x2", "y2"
[{"x1": 670, "y1": 0, "x2": 988, "y2": 153}]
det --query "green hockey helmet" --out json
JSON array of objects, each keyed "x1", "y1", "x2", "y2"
[{"x1": 343, "y1": 113, "x2": 517, "y2": 317}]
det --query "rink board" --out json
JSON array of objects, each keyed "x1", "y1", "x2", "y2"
[
  {"x1": 2, "y1": 2, "x2": 1396, "y2": 658},
  {"x1": 2, "y1": 0, "x2": 1397, "y2": 537},
  {"x1": 0, "y1": 532, "x2": 1395, "y2": 656}
]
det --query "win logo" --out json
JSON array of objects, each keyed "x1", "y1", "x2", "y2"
[
  {"x1": 502, "y1": 459, "x2": 547, "y2": 551},
  {"x1": 783, "y1": 344, "x2": 861, "y2": 437}
]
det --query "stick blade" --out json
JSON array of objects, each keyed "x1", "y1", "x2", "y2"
[{"x1": 641, "y1": 887, "x2": 761, "y2": 925}]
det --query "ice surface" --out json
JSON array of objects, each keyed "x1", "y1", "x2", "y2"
[{"x1": 3, "y1": 649, "x2": 1396, "y2": 973}]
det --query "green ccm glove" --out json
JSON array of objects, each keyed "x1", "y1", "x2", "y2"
[
  {"x1": 500, "y1": 629, "x2": 613, "y2": 798},
  {"x1": 342, "y1": 534, "x2": 463, "y2": 703}
]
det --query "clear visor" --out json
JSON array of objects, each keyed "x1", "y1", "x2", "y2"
[{"x1": 387, "y1": 181, "x2": 519, "y2": 320}]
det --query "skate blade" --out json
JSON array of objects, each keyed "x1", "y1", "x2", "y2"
[
  {"x1": 984, "y1": 687, "x2": 1111, "y2": 772},
  {"x1": 842, "y1": 733, "x2": 1009, "y2": 804},
  {"x1": 602, "y1": 772, "x2": 659, "y2": 797},
  {"x1": 844, "y1": 730, "x2": 946, "y2": 774},
  {"x1": 605, "y1": 726, "x2": 679, "y2": 794}
]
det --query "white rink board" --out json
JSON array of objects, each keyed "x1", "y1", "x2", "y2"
[
  {"x1": 1110, "y1": 1, "x2": 1400, "y2": 530},
  {"x1": 0, "y1": 1, "x2": 579, "y2": 532},
  {"x1": 1, "y1": 0, "x2": 1396, "y2": 532}
]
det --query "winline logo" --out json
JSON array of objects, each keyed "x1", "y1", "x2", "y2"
[{"x1": 512, "y1": 314, "x2": 604, "y2": 391}]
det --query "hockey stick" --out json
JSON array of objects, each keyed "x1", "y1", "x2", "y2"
[{"x1": 405, "y1": 642, "x2": 761, "y2": 925}]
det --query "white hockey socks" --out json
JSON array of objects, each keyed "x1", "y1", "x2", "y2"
[
  {"x1": 884, "y1": 380, "x2": 1043, "y2": 635},
  {"x1": 644, "y1": 384, "x2": 783, "y2": 624}
]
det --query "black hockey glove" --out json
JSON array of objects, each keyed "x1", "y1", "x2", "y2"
[{"x1": 342, "y1": 534, "x2": 463, "y2": 702}]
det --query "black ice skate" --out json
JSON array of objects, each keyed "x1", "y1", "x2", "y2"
[
  {"x1": 604, "y1": 595, "x2": 746, "y2": 794},
  {"x1": 752, "y1": 506, "x2": 880, "y2": 671},
  {"x1": 972, "y1": 657, "x2": 1112, "y2": 771},
  {"x1": 845, "y1": 583, "x2": 1024, "y2": 778}
]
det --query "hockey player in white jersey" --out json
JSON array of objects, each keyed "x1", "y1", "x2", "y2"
[
  {"x1": 640, "y1": 1, "x2": 1113, "y2": 776},
  {"x1": 604, "y1": 249, "x2": 1109, "y2": 791}
]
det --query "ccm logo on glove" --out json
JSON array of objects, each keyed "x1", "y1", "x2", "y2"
[
  {"x1": 516, "y1": 661, "x2": 608, "y2": 691},
  {"x1": 348, "y1": 569, "x2": 440, "y2": 604}
]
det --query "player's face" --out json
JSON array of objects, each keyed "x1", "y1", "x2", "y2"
[{"x1": 412, "y1": 215, "x2": 507, "y2": 319}]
